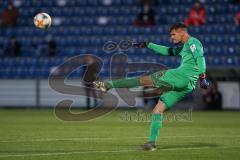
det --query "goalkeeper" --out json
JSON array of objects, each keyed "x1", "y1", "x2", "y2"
[{"x1": 94, "y1": 22, "x2": 209, "y2": 151}]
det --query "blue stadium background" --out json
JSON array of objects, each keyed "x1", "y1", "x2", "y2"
[{"x1": 0, "y1": 0, "x2": 239, "y2": 79}]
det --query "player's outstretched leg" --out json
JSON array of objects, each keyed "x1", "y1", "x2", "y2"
[
  {"x1": 142, "y1": 101, "x2": 165, "y2": 151},
  {"x1": 93, "y1": 76, "x2": 153, "y2": 92}
]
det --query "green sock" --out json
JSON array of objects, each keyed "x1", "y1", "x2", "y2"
[
  {"x1": 106, "y1": 77, "x2": 141, "y2": 89},
  {"x1": 149, "y1": 114, "x2": 163, "y2": 142}
]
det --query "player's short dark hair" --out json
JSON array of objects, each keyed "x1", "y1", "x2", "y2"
[{"x1": 169, "y1": 22, "x2": 187, "y2": 32}]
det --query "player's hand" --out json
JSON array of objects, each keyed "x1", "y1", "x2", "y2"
[
  {"x1": 132, "y1": 42, "x2": 148, "y2": 48},
  {"x1": 199, "y1": 74, "x2": 209, "y2": 89}
]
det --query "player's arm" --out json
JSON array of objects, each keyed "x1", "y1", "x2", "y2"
[
  {"x1": 189, "y1": 43, "x2": 209, "y2": 89},
  {"x1": 197, "y1": 57, "x2": 209, "y2": 89},
  {"x1": 133, "y1": 42, "x2": 182, "y2": 56},
  {"x1": 196, "y1": 56, "x2": 206, "y2": 75},
  {"x1": 189, "y1": 43, "x2": 206, "y2": 74}
]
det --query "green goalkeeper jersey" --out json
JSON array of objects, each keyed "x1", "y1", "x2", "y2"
[{"x1": 147, "y1": 36, "x2": 206, "y2": 83}]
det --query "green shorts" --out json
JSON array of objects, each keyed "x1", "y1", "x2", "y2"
[{"x1": 151, "y1": 69, "x2": 195, "y2": 109}]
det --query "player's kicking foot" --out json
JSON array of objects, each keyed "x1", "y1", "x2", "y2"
[
  {"x1": 93, "y1": 81, "x2": 109, "y2": 92},
  {"x1": 141, "y1": 142, "x2": 157, "y2": 151}
]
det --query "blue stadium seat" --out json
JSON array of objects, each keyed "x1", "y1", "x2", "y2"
[
  {"x1": 87, "y1": 0, "x2": 99, "y2": 6},
  {"x1": 73, "y1": 18, "x2": 83, "y2": 26},
  {"x1": 224, "y1": 57, "x2": 235, "y2": 66},
  {"x1": 207, "y1": 15, "x2": 216, "y2": 24},
  {"x1": 228, "y1": 46, "x2": 236, "y2": 55},
  {"x1": 216, "y1": 37, "x2": 224, "y2": 44},
  {"x1": 76, "y1": 0, "x2": 87, "y2": 5},
  {"x1": 213, "y1": 57, "x2": 221, "y2": 65},
  {"x1": 204, "y1": 36, "x2": 211, "y2": 44},
  {"x1": 215, "y1": 47, "x2": 222, "y2": 55},
  {"x1": 38, "y1": 67, "x2": 49, "y2": 78}
]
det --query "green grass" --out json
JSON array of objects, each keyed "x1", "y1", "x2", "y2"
[{"x1": 0, "y1": 109, "x2": 240, "y2": 160}]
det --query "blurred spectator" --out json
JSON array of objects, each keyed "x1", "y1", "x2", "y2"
[
  {"x1": 185, "y1": 1, "x2": 206, "y2": 26},
  {"x1": 33, "y1": 38, "x2": 44, "y2": 57},
  {"x1": 202, "y1": 83, "x2": 222, "y2": 110},
  {"x1": 34, "y1": 36, "x2": 57, "y2": 57},
  {"x1": 46, "y1": 35, "x2": 57, "y2": 57},
  {"x1": 1, "y1": 2, "x2": 19, "y2": 28},
  {"x1": 82, "y1": 55, "x2": 101, "y2": 109},
  {"x1": 235, "y1": 11, "x2": 240, "y2": 26},
  {"x1": 134, "y1": 0, "x2": 156, "y2": 27},
  {"x1": 4, "y1": 36, "x2": 21, "y2": 57}
]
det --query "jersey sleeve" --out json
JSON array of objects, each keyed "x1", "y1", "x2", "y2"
[
  {"x1": 196, "y1": 57, "x2": 206, "y2": 74},
  {"x1": 189, "y1": 41, "x2": 206, "y2": 74},
  {"x1": 147, "y1": 42, "x2": 169, "y2": 56},
  {"x1": 147, "y1": 42, "x2": 182, "y2": 56},
  {"x1": 189, "y1": 42, "x2": 204, "y2": 58}
]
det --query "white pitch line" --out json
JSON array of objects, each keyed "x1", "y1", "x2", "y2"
[
  {"x1": 0, "y1": 146, "x2": 239, "y2": 158},
  {"x1": 162, "y1": 146, "x2": 240, "y2": 151},
  {"x1": 161, "y1": 135, "x2": 240, "y2": 139},
  {"x1": 0, "y1": 137, "x2": 147, "y2": 143},
  {"x1": 0, "y1": 149, "x2": 136, "y2": 158},
  {"x1": 1, "y1": 135, "x2": 240, "y2": 143}
]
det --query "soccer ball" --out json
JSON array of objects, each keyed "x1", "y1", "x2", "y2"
[{"x1": 34, "y1": 13, "x2": 51, "y2": 29}]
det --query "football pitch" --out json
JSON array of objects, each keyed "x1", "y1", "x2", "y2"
[{"x1": 0, "y1": 109, "x2": 239, "y2": 160}]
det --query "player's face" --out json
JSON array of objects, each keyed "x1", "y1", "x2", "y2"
[{"x1": 170, "y1": 29, "x2": 185, "y2": 44}]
